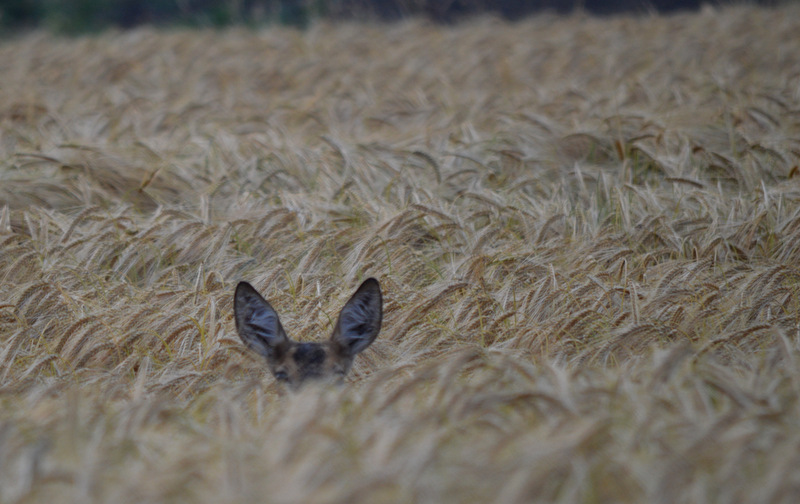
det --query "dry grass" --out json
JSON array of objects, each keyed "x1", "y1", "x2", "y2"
[{"x1": 2, "y1": 4, "x2": 800, "y2": 502}]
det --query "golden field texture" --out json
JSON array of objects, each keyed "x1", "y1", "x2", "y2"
[{"x1": 2, "y1": 5, "x2": 800, "y2": 502}]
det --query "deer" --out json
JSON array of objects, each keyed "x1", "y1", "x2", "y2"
[{"x1": 233, "y1": 278, "x2": 382, "y2": 388}]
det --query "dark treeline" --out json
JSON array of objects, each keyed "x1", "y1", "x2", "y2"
[
  {"x1": 344, "y1": 0, "x2": 703, "y2": 20},
  {"x1": 0, "y1": 0, "x2": 787, "y2": 33}
]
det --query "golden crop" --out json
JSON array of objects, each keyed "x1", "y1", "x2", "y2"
[{"x1": 1, "y1": 5, "x2": 800, "y2": 502}]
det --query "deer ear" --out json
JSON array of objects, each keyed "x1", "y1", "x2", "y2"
[
  {"x1": 331, "y1": 278, "x2": 382, "y2": 357},
  {"x1": 234, "y1": 282, "x2": 289, "y2": 360}
]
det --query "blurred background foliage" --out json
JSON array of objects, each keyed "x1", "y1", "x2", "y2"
[{"x1": 0, "y1": 0, "x2": 795, "y2": 34}]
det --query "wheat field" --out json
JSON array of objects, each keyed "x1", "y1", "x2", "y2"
[{"x1": 1, "y1": 5, "x2": 800, "y2": 502}]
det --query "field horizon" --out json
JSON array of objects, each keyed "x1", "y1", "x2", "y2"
[{"x1": 2, "y1": 4, "x2": 800, "y2": 502}]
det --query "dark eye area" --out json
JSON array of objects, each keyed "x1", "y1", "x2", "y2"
[{"x1": 274, "y1": 371, "x2": 289, "y2": 382}]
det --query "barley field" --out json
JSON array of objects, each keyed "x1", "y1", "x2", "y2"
[{"x1": 2, "y1": 5, "x2": 800, "y2": 503}]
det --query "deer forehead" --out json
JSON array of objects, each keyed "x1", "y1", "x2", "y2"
[
  {"x1": 275, "y1": 341, "x2": 347, "y2": 384},
  {"x1": 290, "y1": 342, "x2": 329, "y2": 366}
]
